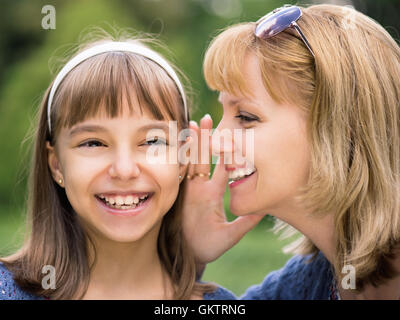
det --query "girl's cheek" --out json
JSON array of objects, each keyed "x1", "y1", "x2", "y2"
[{"x1": 63, "y1": 154, "x2": 109, "y2": 182}]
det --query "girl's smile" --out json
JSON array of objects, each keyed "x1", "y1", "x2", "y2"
[{"x1": 95, "y1": 191, "x2": 154, "y2": 217}]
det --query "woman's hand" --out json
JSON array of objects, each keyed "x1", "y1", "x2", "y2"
[{"x1": 181, "y1": 114, "x2": 265, "y2": 266}]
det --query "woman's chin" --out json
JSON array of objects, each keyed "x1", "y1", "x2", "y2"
[
  {"x1": 229, "y1": 196, "x2": 272, "y2": 218},
  {"x1": 229, "y1": 199, "x2": 257, "y2": 216}
]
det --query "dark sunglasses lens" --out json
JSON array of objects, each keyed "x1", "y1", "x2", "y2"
[{"x1": 255, "y1": 6, "x2": 302, "y2": 39}]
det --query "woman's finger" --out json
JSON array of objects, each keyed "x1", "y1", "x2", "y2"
[
  {"x1": 211, "y1": 154, "x2": 229, "y2": 194},
  {"x1": 187, "y1": 120, "x2": 199, "y2": 180},
  {"x1": 193, "y1": 114, "x2": 213, "y2": 181}
]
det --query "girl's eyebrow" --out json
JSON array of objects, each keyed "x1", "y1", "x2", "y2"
[
  {"x1": 136, "y1": 123, "x2": 170, "y2": 133},
  {"x1": 69, "y1": 122, "x2": 170, "y2": 137},
  {"x1": 69, "y1": 124, "x2": 106, "y2": 137}
]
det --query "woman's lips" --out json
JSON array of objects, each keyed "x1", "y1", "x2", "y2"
[{"x1": 228, "y1": 171, "x2": 256, "y2": 189}]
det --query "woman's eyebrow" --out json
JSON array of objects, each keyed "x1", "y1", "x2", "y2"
[{"x1": 218, "y1": 95, "x2": 249, "y2": 107}]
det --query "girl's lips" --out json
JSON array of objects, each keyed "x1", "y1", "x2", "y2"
[
  {"x1": 95, "y1": 193, "x2": 153, "y2": 217},
  {"x1": 228, "y1": 171, "x2": 256, "y2": 189}
]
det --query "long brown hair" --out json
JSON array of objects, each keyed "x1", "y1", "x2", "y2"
[
  {"x1": 1, "y1": 32, "x2": 215, "y2": 299},
  {"x1": 203, "y1": 4, "x2": 400, "y2": 290}
]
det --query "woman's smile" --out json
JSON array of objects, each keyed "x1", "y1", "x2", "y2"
[{"x1": 228, "y1": 167, "x2": 257, "y2": 189}]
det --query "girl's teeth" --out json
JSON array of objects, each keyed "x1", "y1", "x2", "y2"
[
  {"x1": 98, "y1": 194, "x2": 150, "y2": 209},
  {"x1": 115, "y1": 196, "x2": 124, "y2": 206},
  {"x1": 125, "y1": 195, "x2": 134, "y2": 205}
]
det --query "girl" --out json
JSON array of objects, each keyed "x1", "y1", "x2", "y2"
[
  {"x1": 182, "y1": 4, "x2": 400, "y2": 299},
  {"x1": 0, "y1": 34, "x2": 235, "y2": 300}
]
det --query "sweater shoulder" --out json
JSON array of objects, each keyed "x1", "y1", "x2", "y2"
[
  {"x1": 203, "y1": 284, "x2": 237, "y2": 300},
  {"x1": 0, "y1": 262, "x2": 43, "y2": 300},
  {"x1": 240, "y1": 252, "x2": 333, "y2": 300}
]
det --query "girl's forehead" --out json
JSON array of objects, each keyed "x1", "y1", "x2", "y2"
[
  {"x1": 51, "y1": 51, "x2": 186, "y2": 139},
  {"x1": 68, "y1": 110, "x2": 171, "y2": 130},
  {"x1": 58, "y1": 96, "x2": 174, "y2": 130}
]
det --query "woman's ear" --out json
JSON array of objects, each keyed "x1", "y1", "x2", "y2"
[{"x1": 46, "y1": 141, "x2": 64, "y2": 187}]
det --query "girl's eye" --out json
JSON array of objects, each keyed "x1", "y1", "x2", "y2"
[
  {"x1": 79, "y1": 140, "x2": 106, "y2": 148},
  {"x1": 145, "y1": 137, "x2": 167, "y2": 146},
  {"x1": 235, "y1": 112, "x2": 258, "y2": 123}
]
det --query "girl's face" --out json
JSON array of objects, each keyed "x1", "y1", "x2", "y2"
[
  {"x1": 215, "y1": 53, "x2": 311, "y2": 217},
  {"x1": 47, "y1": 104, "x2": 186, "y2": 244}
]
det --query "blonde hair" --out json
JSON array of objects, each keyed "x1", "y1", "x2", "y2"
[
  {"x1": 204, "y1": 4, "x2": 400, "y2": 290},
  {"x1": 1, "y1": 30, "x2": 216, "y2": 299}
]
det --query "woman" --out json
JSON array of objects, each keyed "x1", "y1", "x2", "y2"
[{"x1": 182, "y1": 4, "x2": 400, "y2": 299}]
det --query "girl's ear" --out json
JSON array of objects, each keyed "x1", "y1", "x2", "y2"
[
  {"x1": 179, "y1": 163, "x2": 188, "y2": 184},
  {"x1": 46, "y1": 141, "x2": 64, "y2": 187}
]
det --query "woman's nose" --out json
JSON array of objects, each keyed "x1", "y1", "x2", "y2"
[{"x1": 108, "y1": 149, "x2": 140, "y2": 181}]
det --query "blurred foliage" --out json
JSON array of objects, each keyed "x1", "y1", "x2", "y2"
[{"x1": 0, "y1": 0, "x2": 398, "y2": 297}]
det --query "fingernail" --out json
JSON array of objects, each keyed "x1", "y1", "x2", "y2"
[
  {"x1": 203, "y1": 114, "x2": 211, "y2": 119},
  {"x1": 189, "y1": 120, "x2": 198, "y2": 127}
]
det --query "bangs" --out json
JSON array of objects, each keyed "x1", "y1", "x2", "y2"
[
  {"x1": 50, "y1": 50, "x2": 186, "y2": 138},
  {"x1": 203, "y1": 22, "x2": 314, "y2": 109},
  {"x1": 203, "y1": 23, "x2": 257, "y2": 98}
]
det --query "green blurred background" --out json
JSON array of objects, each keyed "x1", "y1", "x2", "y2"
[{"x1": 0, "y1": 0, "x2": 398, "y2": 297}]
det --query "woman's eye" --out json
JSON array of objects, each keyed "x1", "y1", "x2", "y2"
[
  {"x1": 145, "y1": 137, "x2": 167, "y2": 146},
  {"x1": 79, "y1": 140, "x2": 106, "y2": 148},
  {"x1": 235, "y1": 113, "x2": 258, "y2": 123}
]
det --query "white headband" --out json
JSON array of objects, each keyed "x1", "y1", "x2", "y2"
[{"x1": 47, "y1": 41, "x2": 188, "y2": 134}]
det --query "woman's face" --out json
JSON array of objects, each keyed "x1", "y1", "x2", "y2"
[
  {"x1": 215, "y1": 53, "x2": 311, "y2": 217},
  {"x1": 47, "y1": 104, "x2": 185, "y2": 244}
]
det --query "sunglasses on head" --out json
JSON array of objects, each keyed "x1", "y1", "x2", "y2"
[{"x1": 255, "y1": 5, "x2": 315, "y2": 58}]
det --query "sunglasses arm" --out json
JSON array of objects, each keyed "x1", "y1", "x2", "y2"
[{"x1": 291, "y1": 21, "x2": 315, "y2": 58}]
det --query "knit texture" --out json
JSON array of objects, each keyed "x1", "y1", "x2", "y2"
[
  {"x1": 1, "y1": 252, "x2": 333, "y2": 300},
  {"x1": 240, "y1": 252, "x2": 334, "y2": 300},
  {"x1": 0, "y1": 262, "x2": 44, "y2": 300},
  {"x1": 0, "y1": 262, "x2": 236, "y2": 300},
  {"x1": 203, "y1": 285, "x2": 237, "y2": 300}
]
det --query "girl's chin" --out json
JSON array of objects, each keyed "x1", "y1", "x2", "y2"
[{"x1": 98, "y1": 227, "x2": 152, "y2": 244}]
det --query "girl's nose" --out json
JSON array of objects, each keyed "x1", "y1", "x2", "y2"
[{"x1": 108, "y1": 150, "x2": 140, "y2": 181}]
